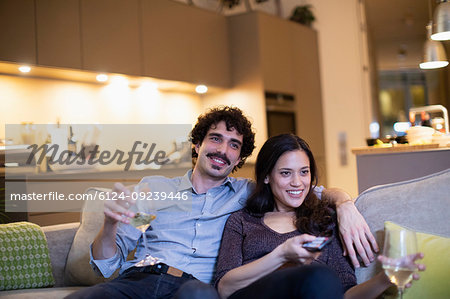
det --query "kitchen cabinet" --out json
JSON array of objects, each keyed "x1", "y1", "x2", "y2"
[
  {"x1": 190, "y1": 7, "x2": 230, "y2": 87},
  {"x1": 228, "y1": 12, "x2": 327, "y2": 183},
  {"x1": 141, "y1": 0, "x2": 193, "y2": 83},
  {"x1": 35, "y1": 0, "x2": 82, "y2": 69},
  {"x1": 259, "y1": 15, "x2": 295, "y2": 94},
  {"x1": 291, "y1": 24, "x2": 326, "y2": 161},
  {"x1": 0, "y1": 0, "x2": 36, "y2": 64},
  {"x1": 80, "y1": 0, "x2": 141, "y2": 75},
  {"x1": 0, "y1": 0, "x2": 230, "y2": 87},
  {"x1": 141, "y1": 0, "x2": 230, "y2": 87}
]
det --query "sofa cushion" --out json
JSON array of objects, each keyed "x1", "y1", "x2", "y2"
[
  {"x1": 42, "y1": 222, "x2": 79, "y2": 287},
  {"x1": 64, "y1": 188, "x2": 120, "y2": 286},
  {"x1": 354, "y1": 168, "x2": 450, "y2": 284},
  {"x1": 384, "y1": 221, "x2": 450, "y2": 299},
  {"x1": 0, "y1": 222, "x2": 55, "y2": 291}
]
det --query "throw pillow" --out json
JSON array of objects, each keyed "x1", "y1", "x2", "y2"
[
  {"x1": 64, "y1": 189, "x2": 115, "y2": 285},
  {"x1": 384, "y1": 221, "x2": 450, "y2": 299},
  {"x1": 0, "y1": 222, "x2": 55, "y2": 290}
]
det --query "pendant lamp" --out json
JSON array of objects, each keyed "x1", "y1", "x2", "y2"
[
  {"x1": 431, "y1": 0, "x2": 450, "y2": 41},
  {"x1": 420, "y1": 23, "x2": 449, "y2": 69}
]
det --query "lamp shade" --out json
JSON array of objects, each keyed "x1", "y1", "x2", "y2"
[
  {"x1": 419, "y1": 38, "x2": 449, "y2": 69},
  {"x1": 431, "y1": 1, "x2": 450, "y2": 41},
  {"x1": 420, "y1": 22, "x2": 449, "y2": 69}
]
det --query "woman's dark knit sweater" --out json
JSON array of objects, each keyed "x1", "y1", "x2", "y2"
[{"x1": 214, "y1": 209, "x2": 357, "y2": 292}]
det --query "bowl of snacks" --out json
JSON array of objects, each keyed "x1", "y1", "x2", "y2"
[{"x1": 406, "y1": 126, "x2": 435, "y2": 145}]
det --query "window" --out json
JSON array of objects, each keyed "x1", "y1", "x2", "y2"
[{"x1": 378, "y1": 70, "x2": 427, "y2": 136}]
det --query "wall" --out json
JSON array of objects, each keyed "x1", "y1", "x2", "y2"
[{"x1": 281, "y1": 0, "x2": 373, "y2": 196}]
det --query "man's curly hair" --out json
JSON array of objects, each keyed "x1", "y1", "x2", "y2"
[{"x1": 189, "y1": 106, "x2": 255, "y2": 172}]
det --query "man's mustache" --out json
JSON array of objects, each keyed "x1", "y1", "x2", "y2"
[{"x1": 206, "y1": 153, "x2": 231, "y2": 165}]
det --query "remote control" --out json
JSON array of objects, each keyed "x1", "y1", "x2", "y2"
[{"x1": 302, "y1": 236, "x2": 332, "y2": 252}]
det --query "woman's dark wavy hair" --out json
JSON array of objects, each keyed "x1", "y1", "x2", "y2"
[
  {"x1": 189, "y1": 106, "x2": 255, "y2": 172},
  {"x1": 245, "y1": 134, "x2": 333, "y2": 236}
]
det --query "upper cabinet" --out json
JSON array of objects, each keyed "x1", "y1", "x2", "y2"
[
  {"x1": 141, "y1": 0, "x2": 193, "y2": 83},
  {"x1": 36, "y1": 0, "x2": 82, "y2": 69},
  {"x1": 258, "y1": 14, "x2": 295, "y2": 94},
  {"x1": 141, "y1": 0, "x2": 230, "y2": 87},
  {"x1": 290, "y1": 24, "x2": 325, "y2": 158},
  {"x1": 0, "y1": 0, "x2": 230, "y2": 87},
  {"x1": 190, "y1": 7, "x2": 230, "y2": 87},
  {"x1": 0, "y1": 0, "x2": 312, "y2": 93},
  {"x1": 0, "y1": 0, "x2": 36, "y2": 64},
  {"x1": 80, "y1": 0, "x2": 141, "y2": 75}
]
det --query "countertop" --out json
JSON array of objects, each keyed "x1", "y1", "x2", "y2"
[{"x1": 351, "y1": 143, "x2": 450, "y2": 155}]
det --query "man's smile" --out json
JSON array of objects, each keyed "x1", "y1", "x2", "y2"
[{"x1": 206, "y1": 153, "x2": 230, "y2": 168}]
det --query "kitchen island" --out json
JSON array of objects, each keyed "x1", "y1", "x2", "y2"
[{"x1": 352, "y1": 144, "x2": 450, "y2": 194}]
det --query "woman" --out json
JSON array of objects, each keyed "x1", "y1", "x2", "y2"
[{"x1": 214, "y1": 134, "x2": 424, "y2": 299}]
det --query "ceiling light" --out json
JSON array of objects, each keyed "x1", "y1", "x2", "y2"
[
  {"x1": 431, "y1": 1, "x2": 450, "y2": 41},
  {"x1": 420, "y1": 23, "x2": 449, "y2": 69},
  {"x1": 96, "y1": 74, "x2": 108, "y2": 82},
  {"x1": 18, "y1": 66, "x2": 31, "y2": 73},
  {"x1": 195, "y1": 85, "x2": 208, "y2": 94}
]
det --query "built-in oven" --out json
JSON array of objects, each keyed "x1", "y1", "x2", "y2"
[{"x1": 265, "y1": 92, "x2": 296, "y2": 137}]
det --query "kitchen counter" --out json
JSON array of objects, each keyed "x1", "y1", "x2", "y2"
[
  {"x1": 351, "y1": 143, "x2": 444, "y2": 155},
  {"x1": 352, "y1": 144, "x2": 450, "y2": 194}
]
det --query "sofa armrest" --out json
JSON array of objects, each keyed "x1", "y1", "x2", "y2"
[{"x1": 42, "y1": 222, "x2": 80, "y2": 287}]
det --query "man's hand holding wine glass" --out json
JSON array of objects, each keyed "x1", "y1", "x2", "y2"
[{"x1": 103, "y1": 182, "x2": 136, "y2": 224}]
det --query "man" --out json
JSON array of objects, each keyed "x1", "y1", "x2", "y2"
[{"x1": 69, "y1": 106, "x2": 378, "y2": 298}]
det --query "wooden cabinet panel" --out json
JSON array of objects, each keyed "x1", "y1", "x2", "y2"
[
  {"x1": 258, "y1": 14, "x2": 294, "y2": 94},
  {"x1": 80, "y1": 0, "x2": 141, "y2": 75},
  {"x1": 191, "y1": 8, "x2": 230, "y2": 87},
  {"x1": 142, "y1": 0, "x2": 230, "y2": 87},
  {"x1": 36, "y1": 0, "x2": 82, "y2": 69},
  {"x1": 0, "y1": 0, "x2": 36, "y2": 64},
  {"x1": 291, "y1": 24, "x2": 325, "y2": 158},
  {"x1": 141, "y1": 0, "x2": 193, "y2": 82}
]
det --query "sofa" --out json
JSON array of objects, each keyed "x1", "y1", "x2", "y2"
[{"x1": 1, "y1": 169, "x2": 449, "y2": 298}]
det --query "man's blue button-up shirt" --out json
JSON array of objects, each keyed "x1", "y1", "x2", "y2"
[{"x1": 90, "y1": 170, "x2": 323, "y2": 283}]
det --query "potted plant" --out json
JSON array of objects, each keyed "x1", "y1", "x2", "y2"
[{"x1": 290, "y1": 5, "x2": 315, "y2": 27}]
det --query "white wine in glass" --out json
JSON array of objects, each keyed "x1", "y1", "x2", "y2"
[
  {"x1": 382, "y1": 228, "x2": 418, "y2": 299},
  {"x1": 129, "y1": 212, "x2": 156, "y2": 234},
  {"x1": 128, "y1": 183, "x2": 161, "y2": 267}
]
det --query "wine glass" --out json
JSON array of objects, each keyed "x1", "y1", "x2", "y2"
[
  {"x1": 127, "y1": 182, "x2": 162, "y2": 267},
  {"x1": 382, "y1": 228, "x2": 418, "y2": 299}
]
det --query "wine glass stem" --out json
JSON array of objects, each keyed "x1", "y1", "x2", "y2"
[{"x1": 398, "y1": 289, "x2": 403, "y2": 299}]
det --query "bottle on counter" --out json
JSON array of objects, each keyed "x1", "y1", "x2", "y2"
[
  {"x1": 420, "y1": 111, "x2": 432, "y2": 127},
  {"x1": 68, "y1": 126, "x2": 77, "y2": 155}
]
